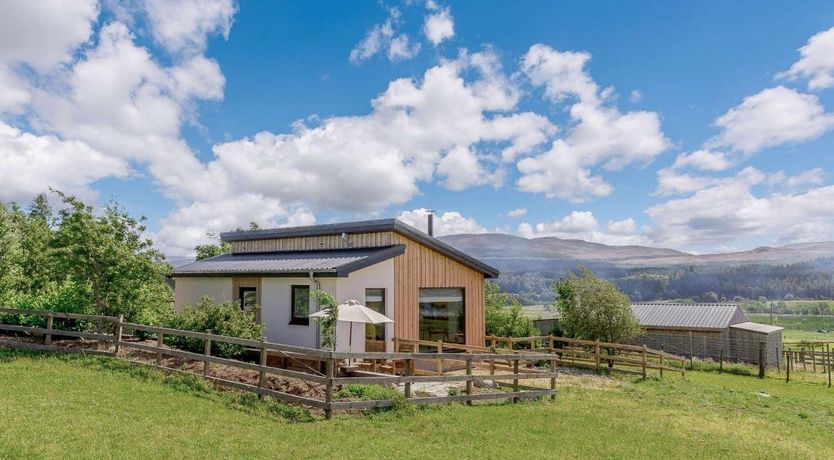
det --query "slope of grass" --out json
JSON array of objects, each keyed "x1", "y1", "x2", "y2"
[
  {"x1": 748, "y1": 314, "x2": 834, "y2": 341},
  {"x1": 0, "y1": 349, "x2": 832, "y2": 459}
]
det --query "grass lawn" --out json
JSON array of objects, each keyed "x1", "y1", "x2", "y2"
[
  {"x1": 1, "y1": 350, "x2": 833, "y2": 460},
  {"x1": 748, "y1": 314, "x2": 834, "y2": 341}
]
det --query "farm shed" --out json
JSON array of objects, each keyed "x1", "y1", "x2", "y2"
[{"x1": 629, "y1": 303, "x2": 782, "y2": 367}]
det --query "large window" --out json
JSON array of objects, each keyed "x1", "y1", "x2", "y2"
[
  {"x1": 419, "y1": 288, "x2": 465, "y2": 345},
  {"x1": 365, "y1": 288, "x2": 386, "y2": 341},
  {"x1": 290, "y1": 285, "x2": 310, "y2": 325}
]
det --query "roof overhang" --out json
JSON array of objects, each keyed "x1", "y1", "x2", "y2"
[{"x1": 172, "y1": 245, "x2": 406, "y2": 278}]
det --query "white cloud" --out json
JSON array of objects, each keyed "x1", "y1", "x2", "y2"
[
  {"x1": 647, "y1": 176, "x2": 834, "y2": 248},
  {"x1": 142, "y1": 0, "x2": 236, "y2": 55},
  {"x1": 208, "y1": 49, "x2": 553, "y2": 212},
  {"x1": 628, "y1": 90, "x2": 643, "y2": 103},
  {"x1": 154, "y1": 194, "x2": 315, "y2": 256},
  {"x1": 397, "y1": 208, "x2": 486, "y2": 236},
  {"x1": 784, "y1": 167, "x2": 825, "y2": 188},
  {"x1": 517, "y1": 44, "x2": 670, "y2": 201},
  {"x1": 517, "y1": 210, "x2": 649, "y2": 245},
  {"x1": 669, "y1": 149, "x2": 733, "y2": 172},
  {"x1": 607, "y1": 218, "x2": 636, "y2": 234},
  {"x1": 350, "y1": 8, "x2": 419, "y2": 63},
  {"x1": 0, "y1": 121, "x2": 129, "y2": 203},
  {"x1": 507, "y1": 208, "x2": 527, "y2": 218},
  {"x1": 423, "y1": 6, "x2": 454, "y2": 46},
  {"x1": 0, "y1": 0, "x2": 99, "y2": 71},
  {"x1": 777, "y1": 26, "x2": 834, "y2": 90},
  {"x1": 707, "y1": 86, "x2": 834, "y2": 154}
]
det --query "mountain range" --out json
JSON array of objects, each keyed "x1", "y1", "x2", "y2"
[{"x1": 438, "y1": 233, "x2": 834, "y2": 272}]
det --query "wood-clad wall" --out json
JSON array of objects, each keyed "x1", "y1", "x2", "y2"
[
  {"x1": 230, "y1": 231, "x2": 394, "y2": 253},
  {"x1": 391, "y1": 234, "x2": 486, "y2": 347}
]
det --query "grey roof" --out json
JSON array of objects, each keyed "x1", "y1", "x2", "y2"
[
  {"x1": 730, "y1": 322, "x2": 784, "y2": 334},
  {"x1": 630, "y1": 303, "x2": 748, "y2": 331},
  {"x1": 219, "y1": 218, "x2": 499, "y2": 278},
  {"x1": 172, "y1": 245, "x2": 405, "y2": 277}
]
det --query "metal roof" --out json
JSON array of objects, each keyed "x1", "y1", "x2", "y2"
[
  {"x1": 630, "y1": 303, "x2": 748, "y2": 331},
  {"x1": 219, "y1": 218, "x2": 499, "y2": 278},
  {"x1": 729, "y1": 322, "x2": 784, "y2": 334},
  {"x1": 172, "y1": 245, "x2": 405, "y2": 277}
]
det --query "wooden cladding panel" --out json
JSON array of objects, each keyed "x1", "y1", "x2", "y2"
[
  {"x1": 230, "y1": 231, "x2": 395, "y2": 253},
  {"x1": 392, "y1": 234, "x2": 486, "y2": 347}
]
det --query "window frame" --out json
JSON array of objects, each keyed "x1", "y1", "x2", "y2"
[
  {"x1": 289, "y1": 285, "x2": 311, "y2": 326},
  {"x1": 238, "y1": 287, "x2": 257, "y2": 311},
  {"x1": 364, "y1": 288, "x2": 386, "y2": 341},
  {"x1": 418, "y1": 287, "x2": 466, "y2": 345}
]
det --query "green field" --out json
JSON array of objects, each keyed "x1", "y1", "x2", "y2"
[
  {"x1": 748, "y1": 314, "x2": 834, "y2": 341},
  {"x1": 1, "y1": 350, "x2": 832, "y2": 459}
]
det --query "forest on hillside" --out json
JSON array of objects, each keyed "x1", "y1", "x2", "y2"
[{"x1": 495, "y1": 258, "x2": 834, "y2": 305}]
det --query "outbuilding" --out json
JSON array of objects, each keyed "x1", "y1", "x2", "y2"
[{"x1": 630, "y1": 303, "x2": 783, "y2": 367}]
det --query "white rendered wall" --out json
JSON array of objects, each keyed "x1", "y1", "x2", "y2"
[
  {"x1": 173, "y1": 277, "x2": 233, "y2": 312},
  {"x1": 260, "y1": 277, "x2": 337, "y2": 347},
  {"x1": 335, "y1": 259, "x2": 395, "y2": 352}
]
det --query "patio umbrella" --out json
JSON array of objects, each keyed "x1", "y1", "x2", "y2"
[{"x1": 309, "y1": 299, "x2": 393, "y2": 354}]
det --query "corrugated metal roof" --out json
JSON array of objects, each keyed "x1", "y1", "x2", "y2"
[
  {"x1": 172, "y1": 246, "x2": 404, "y2": 277},
  {"x1": 730, "y1": 322, "x2": 784, "y2": 334},
  {"x1": 219, "y1": 218, "x2": 500, "y2": 278},
  {"x1": 630, "y1": 303, "x2": 748, "y2": 331}
]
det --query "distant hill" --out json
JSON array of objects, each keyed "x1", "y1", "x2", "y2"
[{"x1": 439, "y1": 233, "x2": 834, "y2": 271}]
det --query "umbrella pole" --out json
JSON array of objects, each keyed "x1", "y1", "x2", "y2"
[{"x1": 349, "y1": 322, "x2": 353, "y2": 366}]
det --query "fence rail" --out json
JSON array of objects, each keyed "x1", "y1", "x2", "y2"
[{"x1": 0, "y1": 308, "x2": 566, "y2": 418}]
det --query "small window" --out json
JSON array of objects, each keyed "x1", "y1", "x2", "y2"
[
  {"x1": 365, "y1": 288, "x2": 386, "y2": 341},
  {"x1": 238, "y1": 287, "x2": 257, "y2": 312},
  {"x1": 290, "y1": 285, "x2": 311, "y2": 325}
]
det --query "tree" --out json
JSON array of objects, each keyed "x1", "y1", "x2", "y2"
[
  {"x1": 313, "y1": 290, "x2": 339, "y2": 350},
  {"x1": 484, "y1": 281, "x2": 539, "y2": 339},
  {"x1": 554, "y1": 267, "x2": 642, "y2": 344},
  {"x1": 49, "y1": 192, "x2": 172, "y2": 320}
]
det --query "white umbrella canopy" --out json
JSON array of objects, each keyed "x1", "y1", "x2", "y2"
[
  {"x1": 309, "y1": 299, "x2": 393, "y2": 355},
  {"x1": 309, "y1": 299, "x2": 393, "y2": 324}
]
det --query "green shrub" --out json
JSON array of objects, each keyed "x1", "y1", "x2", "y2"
[
  {"x1": 166, "y1": 297, "x2": 264, "y2": 358},
  {"x1": 0, "y1": 280, "x2": 91, "y2": 330}
]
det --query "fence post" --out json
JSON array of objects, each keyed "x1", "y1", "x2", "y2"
[
  {"x1": 465, "y1": 355, "x2": 473, "y2": 406},
  {"x1": 595, "y1": 339, "x2": 601, "y2": 370},
  {"x1": 512, "y1": 355, "x2": 520, "y2": 403},
  {"x1": 404, "y1": 358, "x2": 412, "y2": 399},
  {"x1": 688, "y1": 331, "x2": 694, "y2": 369},
  {"x1": 641, "y1": 345, "x2": 647, "y2": 379},
  {"x1": 113, "y1": 314, "x2": 123, "y2": 355},
  {"x1": 258, "y1": 339, "x2": 268, "y2": 399},
  {"x1": 203, "y1": 330, "x2": 211, "y2": 377},
  {"x1": 758, "y1": 342, "x2": 765, "y2": 379},
  {"x1": 44, "y1": 313, "x2": 53, "y2": 346},
  {"x1": 719, "y1": 349, "x2": 723, "y2": 374},
  {"x1": 550, "y1": 356, "x2": 557, "y2": 401},
  {"x1": 811, "y1": 344, "x2": 817, "y2": 373},
  {"x1": 827, "y1": 343, "x2": 832, "y2": 389},
  {"x1": 324, "y1": 357, "x2": 334, "y2": 420},
  {"x1": 488, "y1": 343, "x2": 496, "y2": 376},
  {"x1": 786, "y1": 351, "x2": 791, "y2": 383},
  {"x1": 156, "y1": 332, "x2": 164, "y2": 366},
  {"x1": 437, "y1": 340, "x2": 444, "y2": 375}
]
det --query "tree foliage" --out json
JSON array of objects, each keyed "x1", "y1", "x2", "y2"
[
  {"x1": 554, "y1": 267, "x2": 642, "y2": 343},
  {"x1": 167, "y1": 296, "x2": 263, "y2": 358},
  {"x1": 0, "y1": 192, "x2": 172, "y2": 322},
  {"x1": 484, "y1": 281, "x2": 539, "y2": 339},
  {"x1": 313, "y1": 290, "x2": 339, "y2": 350}
]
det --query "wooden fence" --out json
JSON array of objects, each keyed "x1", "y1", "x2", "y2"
[
  {"x1": 783, "y1": 340, "x2": 833, "y2": 387},
  {"x1": 0, "y1": 308, "x2": 561, "y2": 419}
]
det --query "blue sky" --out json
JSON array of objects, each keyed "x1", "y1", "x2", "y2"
[{"x1": 2, "y1": 1, "x2": 834, "y2": 255}]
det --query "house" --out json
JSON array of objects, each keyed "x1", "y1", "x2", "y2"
[
  {"x1": 172, "y1": 218, "x2": 499, "y2": 352},
  {"x1": 630, "y1": 302, "x2": 783, "y2": 367}
]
